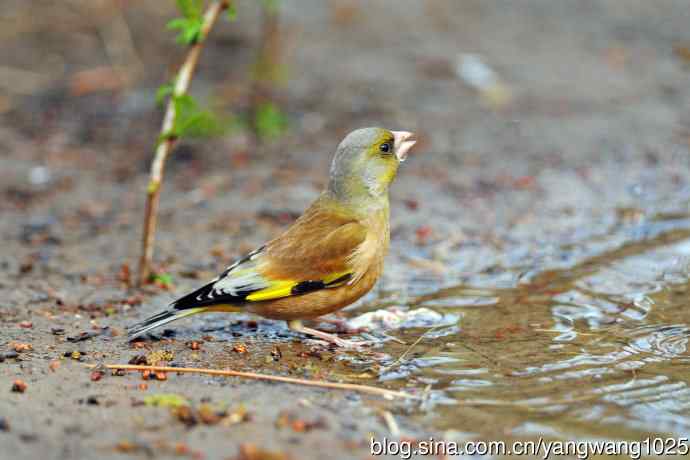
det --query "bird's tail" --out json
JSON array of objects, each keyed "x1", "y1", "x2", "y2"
[{"x1": 127, "y1": 307, "x2": 205, "y2": 340}]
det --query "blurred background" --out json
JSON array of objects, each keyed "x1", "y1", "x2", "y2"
[
  {"x1": 2, "y1": 0, "x2": 690, "y2": 457},
  {"x1": 3, "y1": 0, "x2": 689, "y2": 264}
]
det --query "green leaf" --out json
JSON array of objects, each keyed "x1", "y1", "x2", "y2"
[
  {"x1": 155, "y1": 83, "x2": 174, "y2": 107},
  {"x1": 144, "y1": 394, "x2": 190, "y2": 408},
  {"x1": 226, "y1": 3, "x2": 237, "y2": 21},
  {"x1": 178, "y1": 110, "x2": 226, "y2": 138},
  {"x1": 167, "y1": 17, "x2": 203, "y2": 45},
  {"x1": 152, "y1": 272, "x2": 174, "y2": 287},
  {"x1": 171, "y1": 94, "x2": 229, "y2": 139},
  {"x1": 175, "y1": 0, "x2": 203, "y2": 19},
  {"x1": 261, "y1": 0, "x2": 280, "y2": 14},
  {"x1": 254, "y1": 102, "x2": 288, "y2": 140},
  {"x1": 156, "y1": 130, "x2": 177, "y2": 148},
  {"x1": 172, "y1": 93, "x2": 196, "y2": 116}
]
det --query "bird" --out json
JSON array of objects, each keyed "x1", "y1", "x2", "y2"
[{"x1": 128, "y1": 127, "x2": 417, "y2": 347}]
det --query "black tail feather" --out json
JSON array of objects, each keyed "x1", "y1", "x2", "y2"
[{"x1": 127, "y1": 308, "x2": 199, "y2": 340}]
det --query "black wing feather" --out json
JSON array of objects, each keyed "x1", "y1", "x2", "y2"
[
  {"x1": 170, "y1": 281, "x2": 251, "y2": 310},
  {"x1": 170, "y1": 245, "x2": 267, "y2": 311}
]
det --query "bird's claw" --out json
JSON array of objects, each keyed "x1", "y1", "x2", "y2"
[{"x1": 288, "y1": 320, "x2": 370, "y2": 350}]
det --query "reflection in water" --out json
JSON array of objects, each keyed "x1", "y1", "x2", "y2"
[{"x1": 626, "y1": 325, "x2": 689, "y2": 361}]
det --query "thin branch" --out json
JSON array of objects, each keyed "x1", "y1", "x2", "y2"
[
  {"x1": 380, "y1": 410, "x2": 401, "y2": 436},
  {"x1": 88, "y1": 363, "x2": 417, "y2": 400},
  {"x1": 381, "y1": 325, "x2": 440, "y2": 372},
  {"x1": 138, "y1": 0, "x2": 230, "y2": 286}
]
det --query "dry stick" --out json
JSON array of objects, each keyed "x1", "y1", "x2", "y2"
[
  {"x1": 382, "y1": 325, "x2": 440, "y2": 372},
  {"x1": 138, "y1": 0, "x2": 230, "y2": 286},
  {"x1": 88, "y1": 364, "x2": 416, "y2": 400},
  {"x1": 380, "y1": 410, "x2": 401, "y2": 436}
]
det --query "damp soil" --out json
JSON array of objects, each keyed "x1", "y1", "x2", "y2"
[{"x1": 2, "y1": 1, "x2": 690, "y2": 459}]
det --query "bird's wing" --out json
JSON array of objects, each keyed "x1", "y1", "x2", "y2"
[{"x1": 171, "y1": 201, "x2": 367, "y2": 311}]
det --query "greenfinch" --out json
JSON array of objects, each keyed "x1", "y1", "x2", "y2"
[{"x1": 129, "y1": 127, "x2": 417, "y2": 347}]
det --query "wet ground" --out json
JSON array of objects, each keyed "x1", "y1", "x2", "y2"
[{"x1": 2, "y1": 0, "x2": 690, "y2": 458}]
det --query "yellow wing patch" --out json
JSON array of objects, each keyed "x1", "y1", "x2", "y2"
[
  {"x1": 244, "y1": 270, "x2": 352, "y2": 302},
  {"x1": 245, "y1": 280, "x2": 297, "y2": 302}
]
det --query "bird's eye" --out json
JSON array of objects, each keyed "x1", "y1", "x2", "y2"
[{"x1": 379, "y1": 143, "x2": 391, "y2": 153}]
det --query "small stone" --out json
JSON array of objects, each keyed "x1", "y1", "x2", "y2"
[{"x1": 11, "y1": 380, "x2": 27, "y2": 393}]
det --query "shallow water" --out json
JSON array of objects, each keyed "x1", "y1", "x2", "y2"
[
  {"x1": 371, "y1": 212, "x2": 690, "y2": 440},
  {"x1": 201, "y1": 211, "x2": 690, "y2": 442}
]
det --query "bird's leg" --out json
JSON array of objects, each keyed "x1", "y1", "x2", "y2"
[{"x1": 287, "y1": 320, "x2": 366, "y2": 349}]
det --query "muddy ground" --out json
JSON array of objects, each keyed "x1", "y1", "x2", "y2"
[{"x1": 2, "y1": 1, "x2": 690, "y2": 459}]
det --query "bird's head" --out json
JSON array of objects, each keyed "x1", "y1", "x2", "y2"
[{"x1": 327, "y1": 127, "x2": 416, "y2": 207}]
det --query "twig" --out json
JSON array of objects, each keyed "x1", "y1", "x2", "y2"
[
  {"x1": 380, "y1": 410, "x2": 401, "y2": 436},
  {"x1": 87, "y1": 363, "x2": 416, "y2": 400},
  {"x1": 418, "y1": 383, "x2": 433, "y2": 411},
  {"x1": 382, "y1": 325, "x2": 440, "y2": 372},
  {"x1": 138, "y1": 0, "x2": 230, "y2": 286}
]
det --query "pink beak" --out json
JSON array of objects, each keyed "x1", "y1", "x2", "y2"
[{"x1": 392, "y1": 131, "x2": 417, "y2": 162}]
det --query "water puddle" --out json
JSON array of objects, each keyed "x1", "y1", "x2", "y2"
[
  {"x1": 197, "y1": 212, "x2": 690, "y2": 440},
  {"x1": 371, "y1": 213, "x2": 690, "y2": 439}
]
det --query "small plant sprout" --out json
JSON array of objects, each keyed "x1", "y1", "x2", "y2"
[{"x1": 138, "y1": 0, "x2": 233, "y2": 285}]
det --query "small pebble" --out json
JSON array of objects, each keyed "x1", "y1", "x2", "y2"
[{"x1": 11, "y1": 380, "x2": 27, "y2": 393}]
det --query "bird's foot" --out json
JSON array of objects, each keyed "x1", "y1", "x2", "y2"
[
  {"x1": 312, "y1": 316, "x2": 364, "y2": 334},
  {"x1": 287, "y1": 320, "x2": 368, "y2": 350}
]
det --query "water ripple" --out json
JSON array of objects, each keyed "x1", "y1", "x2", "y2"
[{"x1": 624, "y1": 324, "x2": 690, "y2": 361}]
